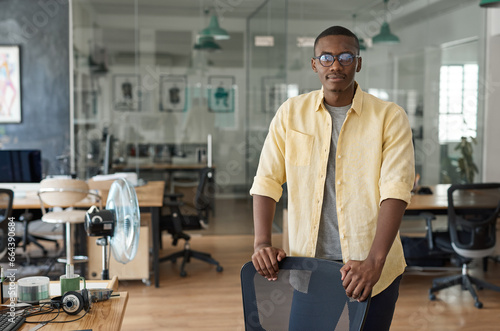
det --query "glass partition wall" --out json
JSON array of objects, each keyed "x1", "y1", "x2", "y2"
[
  {"x1": 72, "y1": 0, "x2": 486, "y2": 235},
  {"x1": 246, "y1": 0, "x2": 287, "y2": 231}
]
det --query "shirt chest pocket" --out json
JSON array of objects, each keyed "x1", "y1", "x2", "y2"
[{"x1": 286, "y1": 130, "x2": 314, "y2": 166}]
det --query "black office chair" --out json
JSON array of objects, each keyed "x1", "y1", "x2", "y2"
[
  {"x1": 159, "y1": 167, "x2": 223, "y2": 277},
  {"x1": 428, "y1": 183, "x2": 500, "y2": 308},
  {"x1": 0, "y1": 189, "x2": 14, "y2": 260},
  {"x1": 241, "y1": 257, "x2": 371, "y2": 331},
  {"x1": 17, "y1": 211, "x2": 60, "y2": 256}
]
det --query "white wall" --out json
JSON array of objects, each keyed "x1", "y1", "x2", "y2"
[{"x1": 483, "y1": 9, "x2": 500, "y2": 182}]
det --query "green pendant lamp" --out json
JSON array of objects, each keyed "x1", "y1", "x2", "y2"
[
  {"x1": 480, "y1": 0, "x2": 500, "y2": 7},
  {"x1": 372, "y1": 0, "x2": 400, "y2": 44},
  {"x1": 200, "y1": 14, "x2": 230, "y2": 40},
  {"x1": 193, "y1": 35, "x2": 221, "y2": 51},
  {"x1": 373, "y1": 22, "x2": 400, "y2": 44}
]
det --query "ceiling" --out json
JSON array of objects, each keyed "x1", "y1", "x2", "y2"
[
  {"x1": 81, "y1": 0, "x2": 479, "y2": 67},
  {"x1": 86, "y1": 0, "x2": 478, "y2": 21}
]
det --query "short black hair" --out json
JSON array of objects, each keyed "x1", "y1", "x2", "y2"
[{"x1": 313, "y1": 26, "x2": 360, "y2": 55}]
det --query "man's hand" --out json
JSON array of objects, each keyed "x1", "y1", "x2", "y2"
[
  {"x1": 339, "y1": 258, "x2": 383, "y2": 302},
  {"x1": 252, "y1": 244, "x2": 286, "y2": 281}
]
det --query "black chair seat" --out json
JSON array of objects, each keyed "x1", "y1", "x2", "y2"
[{"x1": 428, "y1": 183, "x2": 500, "y2": 309}]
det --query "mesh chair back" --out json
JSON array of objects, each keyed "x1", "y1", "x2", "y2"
[
  {"x1": 447, "y1": 183, "x2": 500, "y2": 258},
  {"x1": 241, "y1": 257, "x2": 370, "y2": 331},
  {"x1": 39, "y1": 178, "x2": 90, "y2": 207},
  {"x1": 194, "y1": 167, "x2": 214, "y2": 211},
  {"x1": 0, "y1": 189, "x2": 14, "y2": 253}
]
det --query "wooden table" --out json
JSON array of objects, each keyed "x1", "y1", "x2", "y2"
[
  {"x1": 113, "y1": 162, "x2": 208, "y2": 171},
  {"x1": 406, "y1": 184, "x2": 500, "y2": 215},
  {"x1": 16, "y1": 277, "x2": 127, "y2": 331},
  {"x1": 12, "y1": 180, "x2": 166, "y2": 288}
]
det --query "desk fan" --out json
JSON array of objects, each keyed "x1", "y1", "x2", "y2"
[{"x1": 84, "y1": 178, "x2": 140, "y2": 280}]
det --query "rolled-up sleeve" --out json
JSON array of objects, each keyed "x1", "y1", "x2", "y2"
[
  {"x1": 250, "y1": 103, "x2": 288, "y2": 202},
  {"x1": 379, "y1": 107, "x2": 415, "y2": 205}
]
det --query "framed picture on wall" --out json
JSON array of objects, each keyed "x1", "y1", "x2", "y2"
[
  {"x1": 208, "y1": 76, "x2": 235, "y2": 113},
  {"x1": 262, "y1": 76, "x2": 287, "y2": 113},
  {"x1": 112, "y1": 74, "x2": 141, "y2": 111},
  {"x1": 160, "y1": 75, "x2": 187, "y2": 112},
  {"x1": 0, "y1": 45, "x2": 22, "y2": 123}
]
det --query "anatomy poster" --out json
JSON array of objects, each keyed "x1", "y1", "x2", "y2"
[{"x1": 0, "y1": 45, "x2": 22, "y2": 123}]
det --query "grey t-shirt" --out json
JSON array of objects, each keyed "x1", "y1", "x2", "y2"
[{"x1": 315, "y1": 102, "x2": 350, "y2": 260}]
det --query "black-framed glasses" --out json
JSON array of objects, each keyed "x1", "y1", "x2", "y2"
[{"x1": 312, "y1": 52, "x2": 360, "y2": 67}]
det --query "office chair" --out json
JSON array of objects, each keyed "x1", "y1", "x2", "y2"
[
  {"x1": 241, "y1": 257, "x2": 371, "y2": 331},
  {"x1": 38, "y1": 178, "x2": 101, "y2": 267},
  {"x1": 159, "y1": 167, "x2": 223, "y2": 277},
  {"x1": 428, "y1": 183, "x2": 500, "y2": 308},
  {"x1": 0, "y1": 189, "x2": 14, "y2": 261},
  {"x1": 16, "y1": 211, "x2": 60, "y2": 256}
]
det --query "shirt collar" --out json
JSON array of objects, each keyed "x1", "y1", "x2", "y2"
[{"x1": 316, "y1": 82, "x2": 364, "y2": 115}]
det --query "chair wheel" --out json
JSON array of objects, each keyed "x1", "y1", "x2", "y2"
[
  {"x1": 216, "y1": 265, "x2": 223, "y2": 272},
  {"x1": 429, "y1": 291, "x2": 436, "y2": 301},
  {"x1": 180, "y1": 270, "x2": 187, "y2": 277},
  {"x1": 475, "y1": 301, "x2": 483, "y2": 309}
]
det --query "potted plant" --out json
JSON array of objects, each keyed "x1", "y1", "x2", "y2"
[{"x1": 455, "y1": 136, "x2": 478, "y2": 184}]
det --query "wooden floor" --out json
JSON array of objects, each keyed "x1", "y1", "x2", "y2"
[{"x1": 118, "y1": 234, "x2": 500, "y2": 331}]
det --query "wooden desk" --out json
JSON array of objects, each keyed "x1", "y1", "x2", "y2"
[
  {"x1": 113, "y1": 162, "x2": 208, "y2": 171},
  {"x1": 12, "y1": 180, "x2": 166, "y2": 288},
  {"x1": 407, "y1": 184, "x2": 500, "y2": 215},
  {"x1": 17, "y1": 277, "x2": 127, "y2": 331},
  {"x1": 407, "y1": 184, "x2": 450, "y2": 215}
]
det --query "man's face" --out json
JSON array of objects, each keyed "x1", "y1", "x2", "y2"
[{"x1": 311, "y1": 35, "x2": 362, "y2": 95}]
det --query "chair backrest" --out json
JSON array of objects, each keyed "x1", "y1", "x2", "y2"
[
  {"x1": 241, "y1": 257, "x2": 370, "y2": 331},
  {"x1": 193, "y1": 167, "x2": 214, "y2": 212},
  {"x1": 447, "y1": 183, "x2": 500, "y2": 258},
  {"x1": 38, "y1": 178, "x2": 90, "y2": 207},
  {"x1": 0, "y1": 189, "x2": 14, "y2": 254}
]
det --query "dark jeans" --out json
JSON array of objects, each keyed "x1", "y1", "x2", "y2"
[
  {"x1": 288, "y1": 274, "x2": 402, "y2": 331},
  {"x1": 363, "y1": 274, "x2": 402, "y2": 331}
]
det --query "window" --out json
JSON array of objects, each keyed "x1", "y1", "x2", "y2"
[{"x1": 438, "y1": 64, "x2": 478, "y2": 143}]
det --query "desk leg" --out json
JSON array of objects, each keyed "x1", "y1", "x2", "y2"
[{"x1": 151, "y1": 206, "x2": 160, "y2": 288}]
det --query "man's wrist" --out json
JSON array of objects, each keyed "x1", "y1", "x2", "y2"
[{"x1": 254, "y1": 242, "x2": 272, "y2": 252}]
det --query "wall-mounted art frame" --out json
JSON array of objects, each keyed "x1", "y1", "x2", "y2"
[
  {"x1": 262, "y1": 76, "x2": 287, "y2": 113},
  {"x1": 160, "y1": 75, "x2": 187, "y2": 112},
  {"x1": 208, "y1": 76, "x2": 235, "y2": 113},
  {"x1": 112, "y1": 74, "x2": 141, "y2": 111},
  {"x1": 0, "y1": 45, "x2": 22, "y2": 123}
]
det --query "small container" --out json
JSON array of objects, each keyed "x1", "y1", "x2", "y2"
[{"x1": 17, "y1": 276, "x2": 50, "y2": 304}]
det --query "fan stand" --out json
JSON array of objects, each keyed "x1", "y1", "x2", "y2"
[{"x1": 96, "y1": 237, "x2": 110, "y2": 280}]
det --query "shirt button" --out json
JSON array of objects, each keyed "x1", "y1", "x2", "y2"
[
  {"x1": 337, "y1": 180, "x2": 341, "y2": 185},
  {"x1": 338, "y1": 155, "x2": 341, "y2": 159},
  {"x1": 340, "y1": 234, "x2": 345, "y2": 239}
]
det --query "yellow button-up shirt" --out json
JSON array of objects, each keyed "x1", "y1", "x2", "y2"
[{"x1": 250, "y1": 83, "x2": 415, "y2": 296}]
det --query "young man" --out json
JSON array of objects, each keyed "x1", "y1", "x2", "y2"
[{"x1": 250, "y1": 26, "x2": 415, "y2": 330}]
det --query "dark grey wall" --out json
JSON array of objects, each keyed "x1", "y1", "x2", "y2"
[{"x1": 0, "y1": 0, "x2": 70, "y2": 176}]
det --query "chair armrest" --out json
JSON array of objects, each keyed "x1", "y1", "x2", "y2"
[
  {"x1": 164, "y1": 193, "x2": 184, "y2": 200},
  {"x1": 421, "y1": 212, "x2": 437, "y2": 251},
  {"x1": 163, "y1": 193, "x2": 185, "y2": 207},
  {"x1": 164, "y1": 200, "x2": 184, "y2": 207}
]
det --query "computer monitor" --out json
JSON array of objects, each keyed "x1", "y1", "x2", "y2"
[{"x1": 0, "y1": 150, "x2": 42, "y2": 183}]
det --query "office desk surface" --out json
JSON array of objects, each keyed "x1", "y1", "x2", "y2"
[
  {"x1": 12, "y1": 180, "x2": 165, "y2": 209},
  {"x1": 113, "y1": 162, "x2": 208, "y2": 171},
  {"x1": 17, "y1": 292, "x2": 128, "y2": 331},
  {"x1": 407, "y1": 184, "x2": 450, "y2": 211},
  {"x1": 12, "y1": 277, "x2": 127, "y2": 331},
  {"x1": 407, "y1": 184, "x2": 500, "y2": 213}
]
